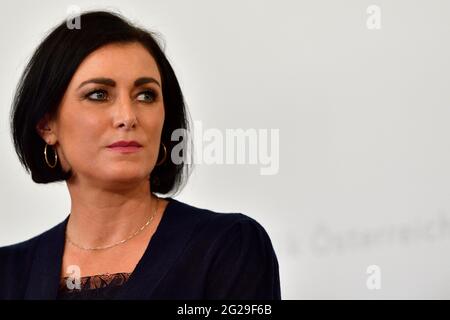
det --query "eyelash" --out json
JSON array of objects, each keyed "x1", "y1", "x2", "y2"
[{"x1": 84, "y1": 89, "x2": 158, "y2": 103}]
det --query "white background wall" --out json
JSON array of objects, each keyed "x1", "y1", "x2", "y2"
[{"x1": 1, "y1": 0, "x2": 450, "y2": 299}]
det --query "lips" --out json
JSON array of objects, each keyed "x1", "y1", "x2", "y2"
[{"x1": 108, "y1": 140, "x2": 142, "y2": 148}]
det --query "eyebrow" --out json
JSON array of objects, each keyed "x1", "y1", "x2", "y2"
[{"x1": 77, "y1": 77, "x2": 161, "y2": 89}]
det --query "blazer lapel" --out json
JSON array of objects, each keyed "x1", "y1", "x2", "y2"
[{"x1": 24, "y1": 216, "x2": 68, "y2": 299}]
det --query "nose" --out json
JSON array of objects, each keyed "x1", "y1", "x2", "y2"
[{"x1": 113, "y1": 97, "x2": 138, "y2": 130}]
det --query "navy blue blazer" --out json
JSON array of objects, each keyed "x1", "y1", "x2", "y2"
[{"x1": 0, "y1": 197, "x2": 281, "y2": 300}]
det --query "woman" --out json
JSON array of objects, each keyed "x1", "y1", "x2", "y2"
[{"x1": 0, "y1": 10, "x2": 281, "y2": 300}]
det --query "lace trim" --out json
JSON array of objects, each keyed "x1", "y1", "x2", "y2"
[{"x1": 59, "y1": 272, "x2": 132, "y2": 292}]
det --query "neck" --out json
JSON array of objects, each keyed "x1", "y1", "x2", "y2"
[{"x1": 65, "y1": 177, "x2": 159, "y2": 249}]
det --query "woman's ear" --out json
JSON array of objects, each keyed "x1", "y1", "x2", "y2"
[{"x1": 36, "y1": 114, "x2": 57, "y2": 144}]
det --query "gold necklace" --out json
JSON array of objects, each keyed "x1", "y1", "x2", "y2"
[{"x1": 66, "y1": 197, "x2": 159, "y2": 251}]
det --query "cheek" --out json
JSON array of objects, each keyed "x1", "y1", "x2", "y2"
[
  {"x1": 59, "y1": 110, "x2": 105, "y2": 156},
  {"x1": 142, "y1": 109, "x2": 165, "y2": 157},
  {"x1": 153, "y1": 103, "x2": 165, "y2": 132},
  {"x1": 141, "y1": 102, "x2": 164, "y2": 132}
]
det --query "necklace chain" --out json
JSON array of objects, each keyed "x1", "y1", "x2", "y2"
[{"x1": 66, "y1": 197, "x2": 159, "y2": 251}]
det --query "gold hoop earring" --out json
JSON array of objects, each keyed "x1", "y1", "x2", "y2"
[
  {"x1": 156, "y1": 142, "x2": 167, "y2": 166},
  {"x1": 44, "y1": 143, "x2": 58, "y2": 168}
]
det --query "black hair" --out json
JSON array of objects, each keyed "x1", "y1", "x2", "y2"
[{"x1": 9, "y1": 10, "x2": 193, "y2": 196}]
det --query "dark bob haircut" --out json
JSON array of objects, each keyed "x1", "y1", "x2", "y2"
[{"x1": 10, "y1": 10, "x2": 193, "y2": 196}]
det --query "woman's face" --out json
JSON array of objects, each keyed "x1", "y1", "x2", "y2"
[{"x1": 37, "y1": 42, "x2": 165, "y2": 188}]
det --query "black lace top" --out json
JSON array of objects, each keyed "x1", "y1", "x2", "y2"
[{"x1": 57, "y1": 272, "x2": 131, "y2": 300}]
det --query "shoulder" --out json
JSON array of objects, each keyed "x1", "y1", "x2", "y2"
[
  {"x1": 169, "y1": 197, "x2": 278, "y2": 268},
  {"x1": 169, "y1": 197, "x2": 273, "y2": 244},
  {"x1": 168, "y1": 199, "x2": 281, "y2": 299},
  {"x1": 0, "y1": 233, "x2": 41, "y2": 266},
  {"x1": 0, "y1": 220, "x2": 64, "y2": 257},
  {"x1": 0, "y1": 220, "x2": 66, "y2": 299},
  {"x1": 169, "y1": 197, "x2": 266, "y2": 229}
]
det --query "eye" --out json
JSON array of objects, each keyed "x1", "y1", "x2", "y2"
[
  {"x1": 85, "y1": 89, "x2": 108, "y2": 102},
  {"x1": 136, "y1": 90, "x2": 157, "y2": 103}
]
